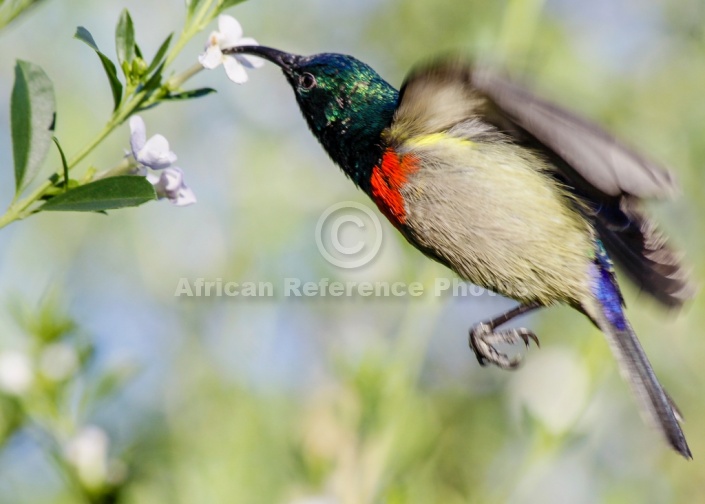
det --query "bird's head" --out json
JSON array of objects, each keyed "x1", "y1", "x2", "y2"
[{"x1": 226, "y1": 46, "x2": 398, "y2": 186}]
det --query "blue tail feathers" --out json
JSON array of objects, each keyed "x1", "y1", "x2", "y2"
[{"x1": 591, "y1": 240, "x2": 627, "y2": 331}]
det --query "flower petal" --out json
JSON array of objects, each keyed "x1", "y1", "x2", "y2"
[
  {"x1": 129, "y1": 116, "x2": 147, "y2": 156},
  {"x1": 235, "y1": 39, "x2": 264, "y2": 68},
  {"x1": 137, "y1": 134, "x2": 178, "y2": 170},
  {"x1": 131, "y1": 165, "x2": 148, "y2": 177},
  {"x1": 198, "y1": 42, "x2": 224, "y2": 69},
  {"x1": 217, "y1": 15, "x2": 243, "y2": 47},
  {"x1": 223, "y1": 56, "x2": 248, "y2": 84},
  {"x1": 161, "y1": 166, "x2": 184, "y2": 193},
  {"x1": 173, "y1": 185, "x2": 197, "y2": 206},
  {"x1": 237, "y1": 37, "x2": 258, "y2": 46},
  {"x1": 145, "y1": 171, "x2": 160, "y2": 184},
  {"x1": 0, "y1": 351, "x2": 33, "y2": 395},
  {"x1": 150, "y1": 167, "x2": 196, "y2": 206},
  {"x1": 236, "y1": 54, "x2": 264, "y2": 70},
  {"x1": 150, "y1": 169, "x2": 171, "y2": 197},
  {"x1": 64, "y1": 425, "x2": 109, "y2": 488}
]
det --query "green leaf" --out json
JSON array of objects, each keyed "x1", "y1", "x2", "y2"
[
  {"x1": 51, "y1": 137, "x2": 69, "y2": 192},
  {"x1": 219, "y1": 0, "x2": 247, "y2": 10},
  {"x1": 75, "y1": 26, "x2": 123, "y2": 110},
  {"x1": 147, "y1": 33, "x2": 173, "y2": 75},
  {"x1": 165, "y1": 88, "x2": 217, "y2": 101},
  {"x1": 11, "y1": 60, "x2": 56, "y2": 193},
  {"x1": 92, "y1": 362, "x2": 139, "y2": 402},
  {"x1": 98, "y1": 57, "x2": 122, "y2": 110},
  {"x1": 115, "y1": 9, "x2": 135, "y2": 72},
  {"x1": 43, "y1": 179, "x2": 79, "y2": 197},
  {"x1": 96, "y1": 56, "x2": 123, "y2": 110},
  {"x1": 142, "y1": 61, "x2": 164, "y2": 92},
  {"x1": 74, "y1": 26, "x2": 100, "y2": 51},
  {"x1": 40, "y1": 176, "x2": 156, "y2": 212}
]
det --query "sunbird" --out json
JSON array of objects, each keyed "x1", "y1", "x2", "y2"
[{"x1": 227, "y1": 45, "x2": 694, "y2": 458}]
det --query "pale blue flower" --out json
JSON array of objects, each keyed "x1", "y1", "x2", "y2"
[
  {"x1": 147, "y1": 166, "x2": 197, "y2": 207},
  {"x1": 129, "y1": 116, "x2": 196, "y2": 206},
  {"x1": 129, "y1": 116, "x2": 177, "y2": 170}
]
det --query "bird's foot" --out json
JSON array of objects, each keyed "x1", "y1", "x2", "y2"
[{"x1": 468, "y1": 323, "x2": 540, "y2": 370}]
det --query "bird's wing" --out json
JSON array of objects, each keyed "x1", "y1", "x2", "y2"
[
  {"x1": 470, "y1": 66, "x2": 676, "y2": 199},
  {"x1": 469, "y1": 64, "x2": 695, "y2": 306},
  {"x1": 390, "y1": 57, "x2": 676, "y2": 199},
  {"x1": 388, "y1": 59, "x2": 487, "y2": 142}
]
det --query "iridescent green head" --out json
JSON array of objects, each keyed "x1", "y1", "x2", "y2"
[{"x1": 227, "y1": 46, "x2": 399, "y2": 189}]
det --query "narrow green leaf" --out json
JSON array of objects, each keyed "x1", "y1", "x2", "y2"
[
  {"x1": 98, "y1": 54, "x2": 123, "y2": 110},
  {"x1": 142, "y1": 61, "x2": 164, "y2": 92},
  {"x1": 51, "y1": 137, "x2": 69, "y2": 192},
  {"x1": 11, "y1": 60, "x2": 56, "y2": 192},
  {"x1": 92, "y1": 363, "x2": 139, "y2": 402},
  {"x1": 40, "y1": 176, "x2": 156, "y2": 212},
  {"x1": 164, "y1": 88, "x2": 217, "y2": 101},
  {"x1": 147, "y1": 33, "x2": 173, "y2": 75},
  {"x1": 74, "y1": 26, "x2": 100, "y2": 51},
  {"x1": 75, "y1": 27, "x2": 123, "y2": 110},
  {"x1": 115, "y1": 9, "x2": 135, "y2": 71},
  {"x1": 135, "y1": 102, "x2": 159, "y2": 113},
  {"x1": 219, "y1": 0, "x2": 247, "y2": 10}
]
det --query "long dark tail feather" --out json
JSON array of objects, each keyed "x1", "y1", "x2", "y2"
[
  {"x1": 595, "y1": 198, "x2": 696, "y2": 308},
  {"x1": 586, "y1": 252, "x2": 691, "y2": 458},
  {"x1": 595, "y1": 315, "x2": 691, "y2": 458}
]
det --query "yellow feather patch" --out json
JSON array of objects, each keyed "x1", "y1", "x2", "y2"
[{"x1": 405, "y1": 132, "x2": 474, "y2": 149}]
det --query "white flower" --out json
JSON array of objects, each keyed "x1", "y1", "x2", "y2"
[
  {"x1": 129, "y1": 116, "x2": 196, "y2": 206},
  {"x1": 129, "y1": 116, "x2": 177, "y2": 170},
  {"x1": 64, "y1": 426, "x2": 109, "y2": 489},
  {"x1": 509, "y1": 348, "x2": 589, "y2": 434},
  {"x1": 198, "y1": 15, "x2": 263, "y2": 84},
  {"x1": 0, "y1": 350, "x2": 33, "y2": 396},
  {"x1": 147, "y1": 166, "x2": 197, "y2": 206}
]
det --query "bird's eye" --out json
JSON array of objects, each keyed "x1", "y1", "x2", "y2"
[{"x1": 300, "y1": 73, "x2": 317, "y2": 90}]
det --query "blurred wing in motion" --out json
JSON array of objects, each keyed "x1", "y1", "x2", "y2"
[
  {"x1": 471, "y1": 67, "x2": 676, "y2": 199},
  {"x1": 470, "y1": 64, "x2": 695, "y2": 307}
]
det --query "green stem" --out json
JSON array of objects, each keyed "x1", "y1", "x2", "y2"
[
  {"x1": 168, "y1": 63, "x2": 204, "y2": 89},
  {"x1": 94, "y1": 158, "x2": 137, "y2": 181},
  {"x1": 0, "y1": 3, "x2": 214, "y2": 230},
  {"x1": 164, "y1": 0, "x2": 216, "y2": 68}
]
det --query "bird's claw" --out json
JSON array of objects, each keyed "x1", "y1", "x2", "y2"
[{"x1": 468, "y1": 323, "x2": 540, "y2": 370}]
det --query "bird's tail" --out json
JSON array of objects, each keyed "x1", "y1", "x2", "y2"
[{"x1": 584, "y1": 253, "x2": 691, "y2": 458}]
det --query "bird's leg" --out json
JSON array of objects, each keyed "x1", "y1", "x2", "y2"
[{"x1": 469, "y1": 302, "x2": 541, "y2": 370}]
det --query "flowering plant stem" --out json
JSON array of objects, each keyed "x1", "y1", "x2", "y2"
[{"x1": 0, "y1": 15, "x2": 211, "y2": 230}]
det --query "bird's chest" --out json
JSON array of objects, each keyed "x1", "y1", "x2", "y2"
[{"x1": 368, "y1": 148, "x2": 419, "y2": 228}]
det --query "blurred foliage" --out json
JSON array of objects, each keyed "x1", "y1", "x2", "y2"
[
  {"x1": 0, "y1": 0, "x2": 704, "y2": 503},
  {"x1": 0, "y1": 0, "x2": 48, "y2": 31}
]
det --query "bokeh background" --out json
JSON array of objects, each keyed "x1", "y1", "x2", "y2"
[{"x1": 0, "y1": 0, "x2": 704, "y2": 502}]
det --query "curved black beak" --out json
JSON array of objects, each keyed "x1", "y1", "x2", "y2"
[{"x1": 223, "y1": 45, "x2": 302, "y2": 72}]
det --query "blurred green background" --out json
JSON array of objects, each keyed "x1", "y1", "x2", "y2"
[{"x1": 0, "y1": 0, "x2": 704, "y2": 502}]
